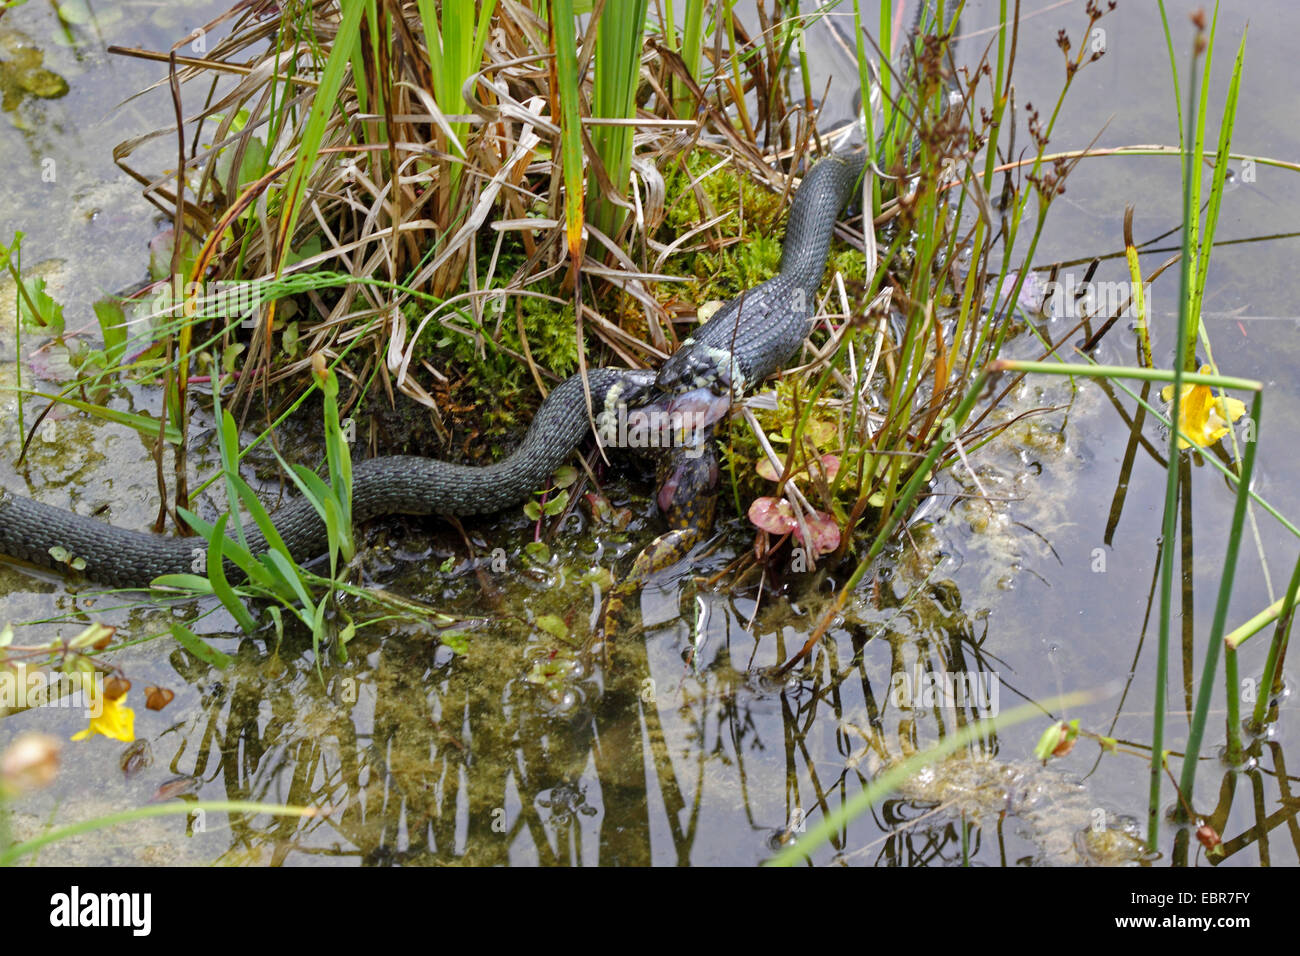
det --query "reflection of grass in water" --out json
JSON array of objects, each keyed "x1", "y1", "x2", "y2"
[
  {"x1": 144, "y1": 613, "x2": 652, "y2": 864},
  {"x1": 766, "y1": 691, "x2": 1102, "y2": 867}
]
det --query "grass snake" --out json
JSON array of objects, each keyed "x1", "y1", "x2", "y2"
[{"x1": 0, "y1": 151, "x2": 867, "y2": 588}]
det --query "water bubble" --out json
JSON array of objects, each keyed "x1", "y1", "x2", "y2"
[{"x1": 1216, "y1": 744, "x2": 1257, "y2": 773}]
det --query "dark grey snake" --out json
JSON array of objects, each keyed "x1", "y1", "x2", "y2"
[
  {"x1": 655, "y1": 151, "x2": 867, "y2": 405},
  {"x1": 0, "y1": 151, "x2": 867, "y2": 588}
]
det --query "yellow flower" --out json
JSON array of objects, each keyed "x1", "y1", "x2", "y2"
[
  {"x1": 71, "y1": 689, "x2": 135, "y2": 743},
  {"x1": 1160, "y1": 366, "x2": 1246, "y2": 450}
]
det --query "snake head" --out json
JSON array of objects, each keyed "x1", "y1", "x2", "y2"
[
  {"x1": 656, "y1": 341, "x2": 741, "y2": 398},
  {"x1": 607, "y1": 368, "x2": 661, "y2": 410}
]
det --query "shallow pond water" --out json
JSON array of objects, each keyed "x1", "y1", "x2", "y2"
[{"x1": 2, "y1": 0, "x2": 1300, "y2": 866}]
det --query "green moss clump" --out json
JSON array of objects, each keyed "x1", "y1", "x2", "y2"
[
  {"x1": 829, "y1": 247, "x2": 868, "y2": 286},
  {"x1": 365, "y1": 222, "x2": 584, "y2": 450},
  {"x1": 444, "y1": 293, "x2": 581, "y2": 383},
  {"x1": 447, "y1": 293, "x2": 580, "y2": 448},
  {"x1": 661, "y1": 149, "x2": 787, "y2": 237},
  {"x1": 658, "y1": 150, "x2": 868, "y2": 317},
  {"x1": 658, "y1": 150, "x2": 789, "y2": 306}
]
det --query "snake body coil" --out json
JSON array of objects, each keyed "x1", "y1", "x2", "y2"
[
  {"x1": 0, "y1": 369, "x2": 654, "y2": 587},
  {"x1": 655, "y1": 150, "x2": 866, "y2": 402},
  {"x1": 0, "y1": 150, "x2": 865, "y2": 589}
]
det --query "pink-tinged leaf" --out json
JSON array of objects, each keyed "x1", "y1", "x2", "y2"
[
  {"x1": 988, "y1": 269, "x2": 1047, "y2": 316},
  {"x1": 748, "y1": 496, "x2": 798, "y2": 534},
  {"x1": 584, "y1": 491, "x2": 612, "y2": 523},
  {"x1": 805, "y1": 419, "x2": 837, "y2": 444},
  {"x1": 801, "y1": 511, "x2": 841, "y2": 556},
  {"x1": 755, "y1": 456, "x2": 785, "y2": 482},
  {"x1": 814, "y1": 454, "x2": 840, "y2": 482},
  {"x1": 26, "y1": 346, "x2": 78, "y2": 383}
]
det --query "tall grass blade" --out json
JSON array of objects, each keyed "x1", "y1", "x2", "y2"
[
  {"x1": 589, "y1": 0, "x2": 649, "y2": 240},
  {"x1": 206, "y1": 512, "x2": 259, "y2": 634},
  {"x1": 271, "y1": 0, "x2": 365, "y2": 282},
  {"x1": 1191, "y1": 26, "x2": 1246, "y2": 337},
  {"x1": 1150, "y1": 18, "x2": 1205, "y2": 850},
  {"x1": 549, "y1": 0, "x2": 586, "y2": 273},
  {"x1": 1176, "y1": 391, "x2": 1262, "y2": 808}
]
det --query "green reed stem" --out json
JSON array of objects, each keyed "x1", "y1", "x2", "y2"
[
  {"x1": 549, "y1": 0, "x2": 586, "y2": 267},
  {"x1": 1178, "y1": 390, "x2": 1261, "y2": 806},
  {"x1": 589, "y1": 0, "x2": 649, "y2": 240},
  {"x1": 1149, "y1": 21, "x2": 1205, "y2": 850},
  {"x1": 1249, "y1": 552, "x2": 1300, "y2": 729},
  {"x1": 1223, "y1": 644, "x2": 1241, "y2": 765}
]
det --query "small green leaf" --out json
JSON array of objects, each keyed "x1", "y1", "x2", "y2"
[
  {"x1": 207, "y1": 513, "x2": 258, "y2": 634},
  {"x1": 92, "y1": 297, "x2": 128, "y2": 366},
  {"x1": 542, "y1": 489, "x2": 570, "y2": 517},
  {"x1": 267, "y1": 605, "x2": 284, "y2": 643},
  {"x1": 222, "y1": 342, "x2": 246, "y2": 374},
  {"x1": 580, "y1": 567, "x2": 613, "y2": 588},
  {"x1": 232, "y1": 474, "x2": 295, "y2": 567},
  {"x1": 523, "y1": 500, "x2": 542, "y2": 521},
  {"x1": 338, "y1": 616, "x2": 356, "y2": 648},
  {"x1": 18, "y1": 276, "x2": 64, "y2": 335},
  {"x1": 150, "y1": 574, "x2": 215, "y2": 593},
  {"x1": 178, "y1": 506, "x2": 269, "y2": 587},
  {"x1": 1032, "y1": 719, "x2": 1080, "y2": 764},
  {"x1": 440, "y1": 630, "x2": 469, "y2": 655},
  {"x1": 263, "y1": 549, "x2": 316, "y2": 611},
  {"x1": 524, "y1": 541, "x2": 550, "y2": 564},
  {"x1": 284, "y1": 461, "x2": 331, "y2": 518},
  {"x1": 169, "y1": 621, "x2": 233, "y2": 669},
  {"x1": 535, "y1": 614, "x2": 568, "y2": 640}
]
